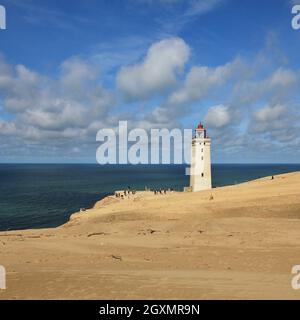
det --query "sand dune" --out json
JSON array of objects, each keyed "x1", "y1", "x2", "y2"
[{"x1": 1, "y1": 172, "x2": 300, "y2": 299}]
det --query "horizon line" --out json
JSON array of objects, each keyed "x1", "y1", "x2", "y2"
[{"x1": 0, "y1": 163, "x2": 299, "y2": 165}]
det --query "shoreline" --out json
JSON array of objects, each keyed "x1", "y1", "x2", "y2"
[
  {"x1": 0, "y1": 171, "x2": 300, "y2": 235},
  {"x1": 1, "y1": 164, "x2": 300, "y2": 233},
  {"x1": 0, "y1": 171, "x2": 299, "y2": 235}
]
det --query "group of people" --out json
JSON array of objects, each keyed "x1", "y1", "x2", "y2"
[
  {"x1": 153, "y1": 188, "x2": 173, "y2": 195},
  {"x1": 115, "y1": 187, "x2": 136, "y2": 199},
  {"x1": 124, "y1": 189, "x2": 136, "y2": 196},
  {"x1": 115, "y1": 187, "x2": 174, "y2": 199}
]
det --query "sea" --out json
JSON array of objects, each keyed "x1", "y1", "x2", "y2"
[{"x1": 0, "y1": 164, "x2": 299, "y2": 231}]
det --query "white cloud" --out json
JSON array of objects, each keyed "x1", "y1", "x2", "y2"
[
  {"x1": 167, "y1": 59, "x2": 240, "y2": 107},
  {"x1": 0, "y1": 120, "x2": 17, "y2": 136},
  {"x1": 117, "y1": 37, "x2": 190, "y2": 99},
  {"x1": 143, "y1": 58, "x2": 248, "y2": 127},
  {"x1": 204, "y1": 105, "x2": 231, "y2": 128},
  {"x1": 249, "y1": 104, "x2": 298, "y2": 140},
  {"x1": 60, "y1": 57, "x2": 98, "y2": 93},
  {"x1": 267, "y1": 68, "x2": 298, "y2": 89},
  {"x1": 185, "y1": 0, "x2": 224, "y2": 17},
  {"x1": 0, "y1": 56, "x2": 115, "y2": 146},
  {"x1": 254, "y1": 104, "x2": 286, "y2": 122},
  {"x1": 231, "y1": 67, "x2": 299, "y2": 106},
  {"x1": 137, "y1": 0, "x2": 224, "y2": 16}
]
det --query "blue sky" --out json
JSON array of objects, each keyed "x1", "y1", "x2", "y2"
[{"x1": 0, "y1": 0, "x2": 300, "y2": 163}]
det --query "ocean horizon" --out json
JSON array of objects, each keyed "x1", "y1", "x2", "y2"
[{"x1": 1, "y1": 163, "x2": 300, "y2": 232}]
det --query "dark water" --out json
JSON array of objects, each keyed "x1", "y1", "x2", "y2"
[{"x1": 0, "y1": 164, "x2": 299, "y2": 231}]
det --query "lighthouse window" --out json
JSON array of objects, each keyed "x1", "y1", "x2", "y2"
[
  {"x1": 201, "y1": 173, "x2": 204, "y2": 177},
  {"x1": 201, "y1": 148, "x2": 203, "y2": 152},
  {"x1": 201, "y1": 156, "x2": 203, "y2": 160}
]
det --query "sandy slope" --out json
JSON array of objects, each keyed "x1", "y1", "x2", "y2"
[{"x1": 1, "y1": 172, "x2": 300, "y2": 300}]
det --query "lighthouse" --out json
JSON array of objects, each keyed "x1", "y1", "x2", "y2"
[{"x1": 190, "y1": 123, "x2": 212, "y2": 192}]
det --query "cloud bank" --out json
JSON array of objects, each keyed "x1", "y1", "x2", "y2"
[
  {"x1": 0, "y1": 34, "x2": 300, "y2": 163},
  {"x1": 117, "y1": 38, "x2": 190, "y2": 99}
]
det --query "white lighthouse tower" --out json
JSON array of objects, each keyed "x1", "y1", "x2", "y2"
[{"x1": 190, "y1": 123, "x2": 212, "y2": 192}]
